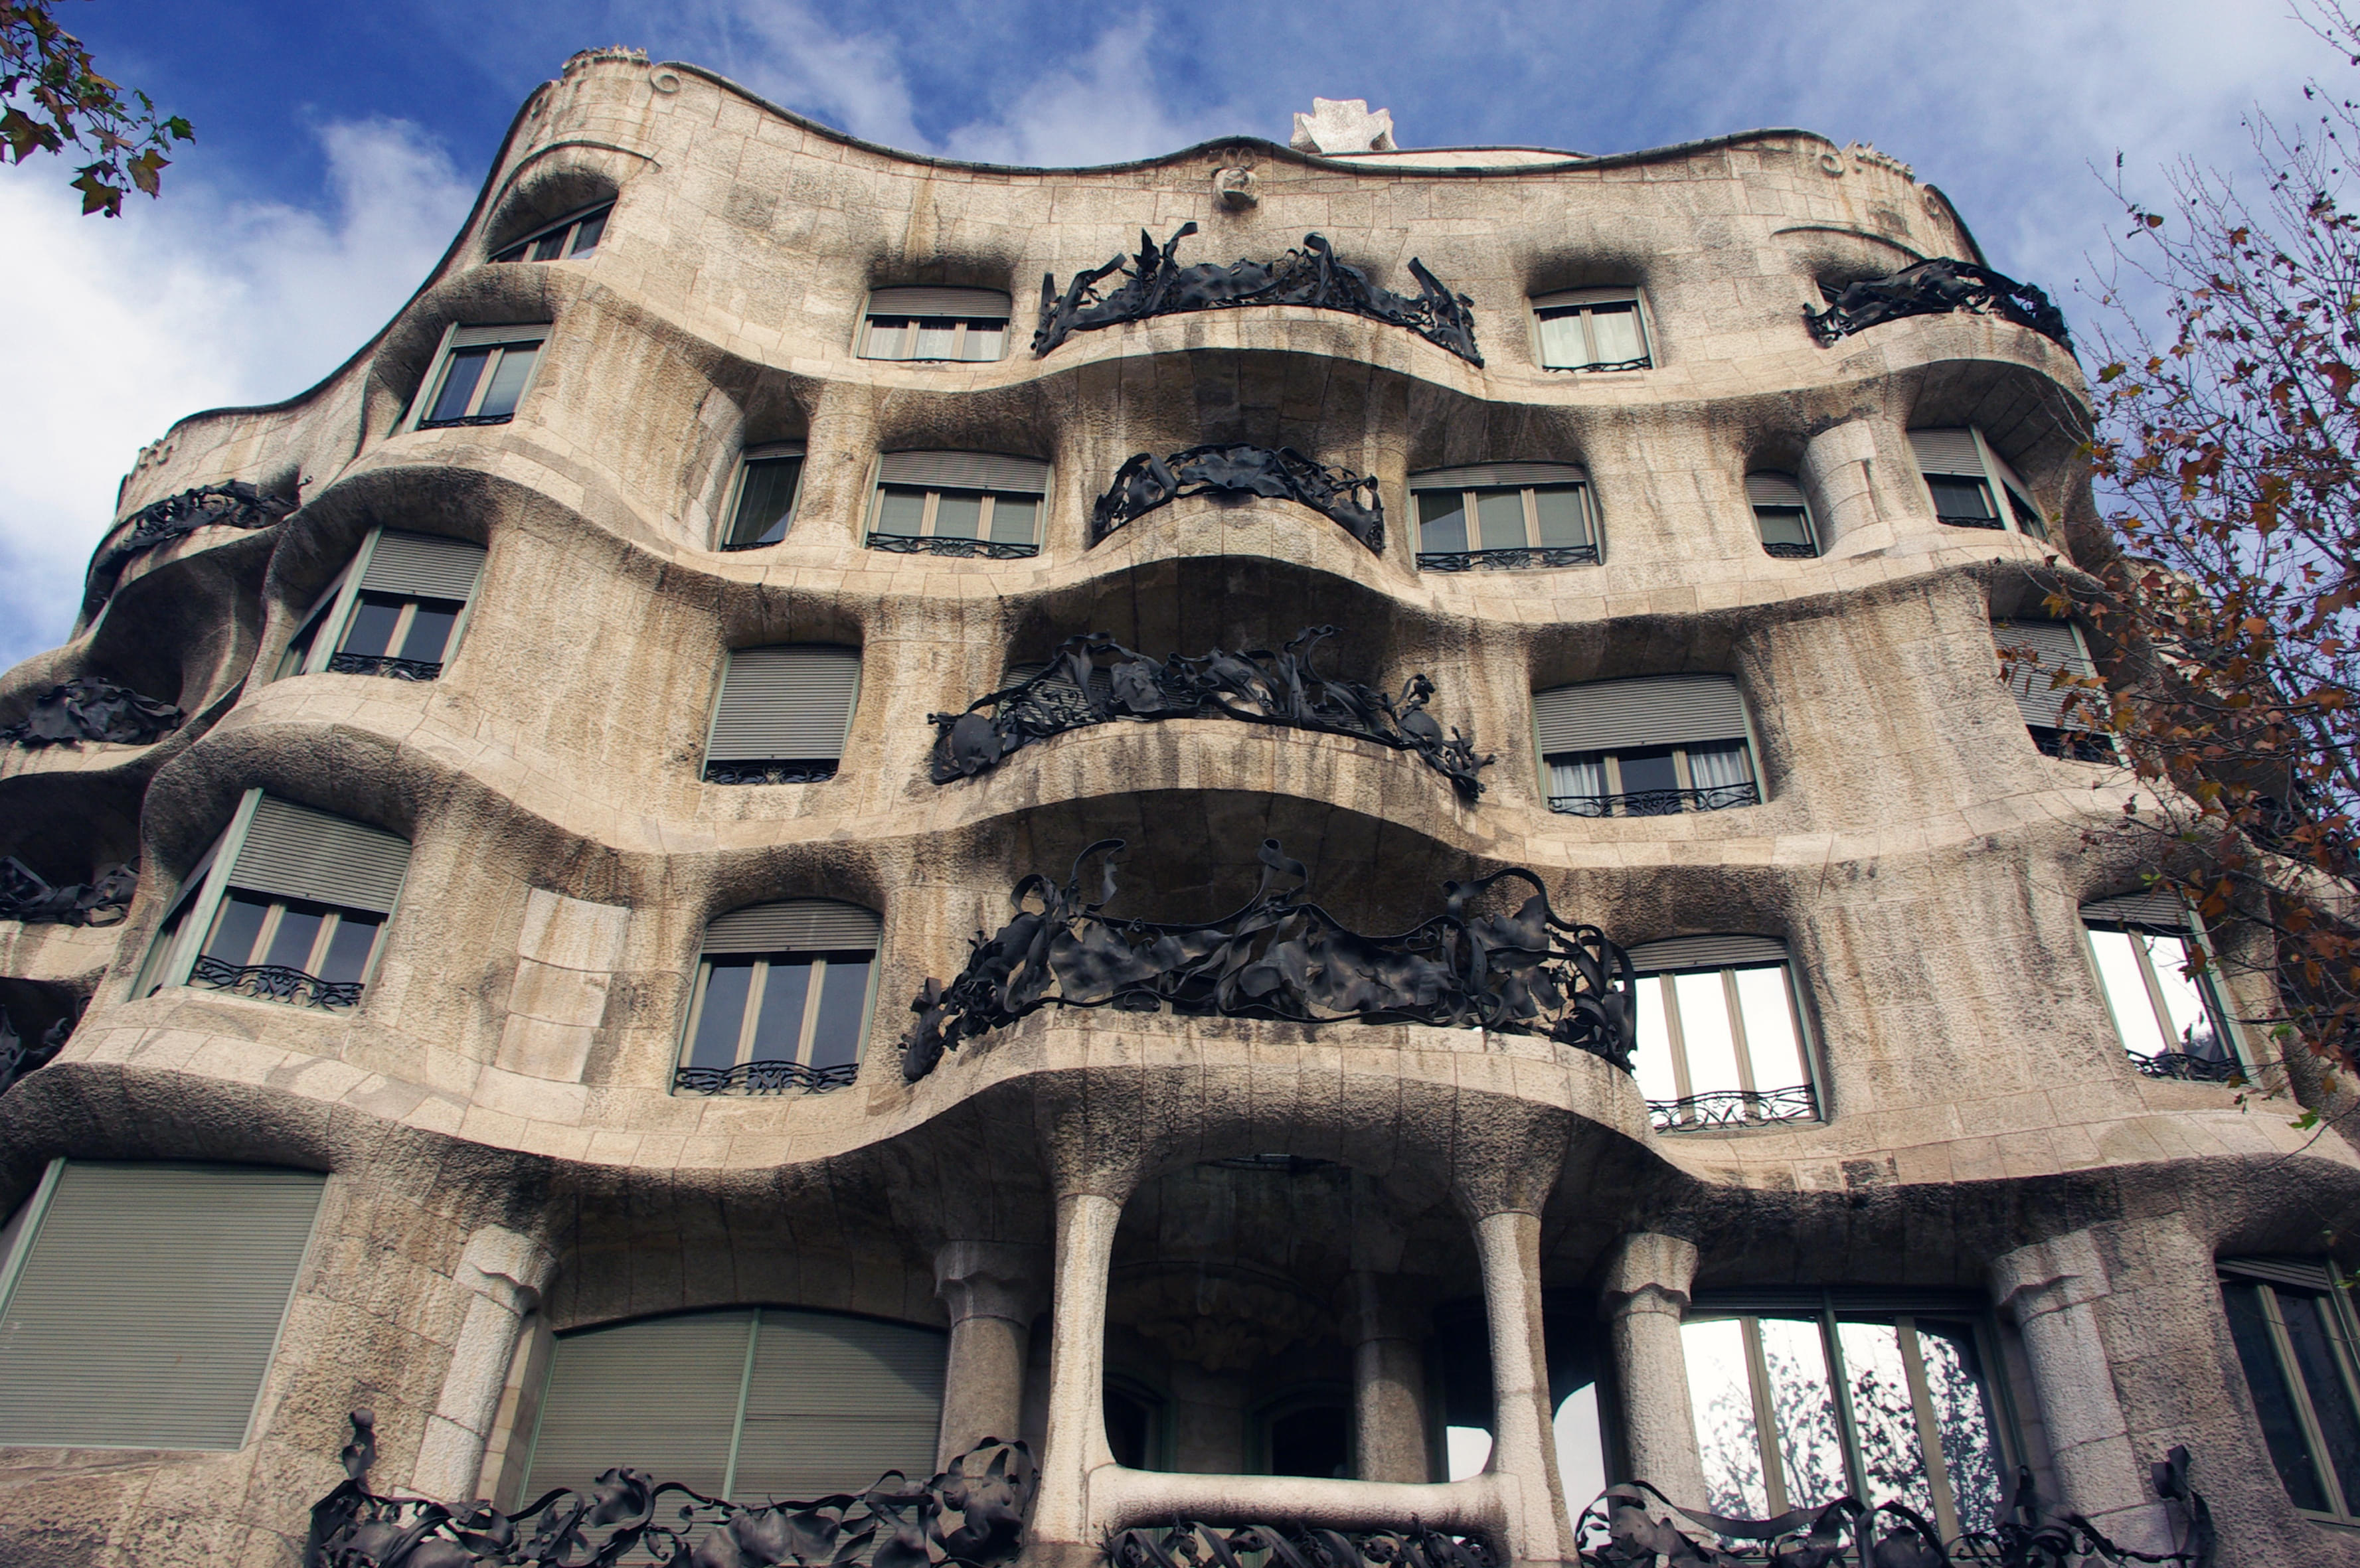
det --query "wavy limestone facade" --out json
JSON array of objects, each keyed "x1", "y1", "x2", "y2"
[{"x1": 0, "y1": 45, "x2": 2351, "y2": 1568}]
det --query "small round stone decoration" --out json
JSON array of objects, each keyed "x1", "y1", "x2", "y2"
[
  {"x1": 650, "y1": 67, "x2": 683, "y2": 95},
  {"x1": 1819, "y1": 151, "x2": 1845, "y2": 178}
]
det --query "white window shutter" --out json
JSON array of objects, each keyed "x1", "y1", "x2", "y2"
[
  {"x1": 1534, "y1": 674, "x2": 1750, "y2": 755},
  {"x1": 525, "y1": 1311, "x2": 756, "y2": 1498},
  {"x1": 1992, "y1": 619, "x2": 2094, "y2": 728},
  {"x1": 731, "y1": 1312, "x2": 946, "y2": 1498},
  {"x1": 875, "y1": 452, "x2": 1049, "y2": 494},
  {"x1": 1624, "y1": 934, "x2": 1790, "y2": 973},
  {"x1": 358, "y1": 530, "x2": 486, "y2": 600},
  {"x1": 1908, "y1": 428, "x2": 1983, "y2": 476},
  {"x1": 866, "y1": 287, "x2": 1011, "y2": 319},
  {"x1": 707, "y1": 647, "x2": 863, "y2": 764},
  {"x1": 1409, "y1": 461, "x2": 1588, "y2": 491},
  {"x1": 702, "y1": 900, "x2": 882, "y2": 955},
  {"x1": 230, "y1": 797, "x2": 412, "y2": 914}
]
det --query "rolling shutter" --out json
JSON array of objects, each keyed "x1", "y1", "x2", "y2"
[
  {"x1": 2082, "y1": 890, "x2": 2188, "y2": 932},
  {"x1": 359, "y1": 530, "x2": 485, "y2": 601},
  {"x1": 1624, "y1": 934, "x2": 1790, "y2": 974},
  {"x1": 0, "y1": 1162, "x2": 323, "y2": 1449},
  {"x1": 876, "y1": 452, "x2": 1048, "y2": 495},
  {"x1": 867, "y1": 287, "x2": 1011, "y2": 320},
  {"x1": 450, "y1": 323, "x2": 548, "y2": 350},
  {"x1": 1908, "y1": 428, "x2": 1983, "y2": 476},
  {"x1": 732, "y1": 1312, "x2": 947, "y2": 1498},
  {"x1": 1991, "y1": 619, "x2": 2093, "y2": 728},
  {"x1": 1533, "y1": 674, "x2": 1750, "y2": 755},
  {"x1": 1531, "y1": 287, "x2": 1638, "y2": 310},
  {"x1": 1410, "y1": 462, "x2": 1588, "y2": 491},
  {"x1": 1744, "y1": 473, "x2": 1808, "y2": 508},
  {"x1": 707, "y1": 647, "x2": 861, "y2": 764},
  {"x1": 703, "y1": 900, "x2": 882, "y2": 955},
  {"x1": 230, "y1": 796, "x2": 412, "y2": 914},
  {"x1": 525, "y1": 1311, "x2": 755, "y2": 1498}
]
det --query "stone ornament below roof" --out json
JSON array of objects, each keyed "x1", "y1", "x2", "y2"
[{"x1": 1290, "y1": 97, "x2": 1397, "y2": 155}]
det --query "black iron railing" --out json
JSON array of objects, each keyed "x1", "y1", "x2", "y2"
[
  {"x1": 1762, "y1": 540, "x2": 1819, "y2": 560},
  {"x1": 1550, "y1": 783, "x2": 1761, "y2": 817},
  {"x1": 1418, "y1": 544, "x2": 1601, "y2": 572},
  {"x1": 1938, "y1": 512, "x2": 2006, "y2": 530},
  {"x1": 703, "y1": 760, "x2": 839, "y2": 785},
  {"x1": 417, "y1": 412, "x2": 515, "y2": 431},
  {"x1": 2135, "y1": 1050, "x2": 2242, "y2": 1085},
  {"x1": 0, "y1": 858, "x2": 135, "y2": 926},
  {"x1": 673, "y1": 1059, "x2": 861, "y2": 1095},
  {"x1": 1547, "y1": 356, "x2": 1652, "y2": 373},
  {"x1": 327, "y1": 653, "x2": 443, "y2": 681},
  {"x1": 2031, "y1": 727, "x2": 2114, "y2": 763},
  {"x1": 867, "y1": 532, "x2": 1039, "y2": 560},
  {"x1": 189, "y1": 956, "x2": 363, "y2": 1010},
  {"x1": 1649, "y1": 1084, "x2": 1817, "y2": 1131},
  {"x1": 1, "y1": 676, "x2": 184, "y2": 747}
]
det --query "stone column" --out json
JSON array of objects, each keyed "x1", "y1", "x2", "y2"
[
  {"x1": 1475, "y1": 1210, "x2": 1577, "y2": 1565},
  {"x1": 1800, "y1": 418, "x2": 1912, "y2": 550},
  {"x1": 1600, "y1": 1232, "x2": 1705, "y2": 1506},
  {"x1": 411, "y1": 1224, "x2": 558, "y2": 1500},
  {"x1": 1030, "y1": 1190, "x2": 1124, "y2": 1551},
  {"x1": 934, "y1": 1241, "x2": 1049, "y2": 1468},
  {"x1": 1349, "y1": 1270, "x2": 1432, "y2": 1483}
]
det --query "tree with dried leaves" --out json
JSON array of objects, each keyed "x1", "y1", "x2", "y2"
[{"x1": 1, "y1": 0, "x2": 188, "y2": 215}]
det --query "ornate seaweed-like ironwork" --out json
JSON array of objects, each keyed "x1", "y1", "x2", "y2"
[
  {"x1": 1760, "y1": 540, "x2": 1819, "y2": 562},
  {"x1": 307, "y1": 1409, "x2": 1035, "y2": 1568},
  {"x1": 675, "y1": 1058, "x2": 861, "y2": 1095},
  {"x1": 1090, "y1": 445, "x2": 1384, "y2": 553},
  {"x1": 1804, "y1": 258, "x2": 2072, "y2": 352},
  {"x1": 327, "y1": 653, "x2": 444, "y2": 681},
  {"x1": 0, "y1": 998, "x2": 78, "y2": 1096},
  {"x1": 1549, "y1": 784, "x2": 1762, "y2": 819},
  {"x1": 2134, "y1": 1050, "x2": 2242, "y2": 1085},
  {"x1": 1034, "y1": 224, "x2": 1482, "y2": 365},
  {"x1": 1647, "y1": 1084, "x2": 1817, "y2": 1132},
  {"x1": 189, "y1": 955, "x2": 365, "y2": 1010},
  {"x1": 84, "y1": 480, "x2": 295, "y2": 613},
  {"x1": 1104, "y1": 1519, "x2": 1496, "y2": 1568},
  {"x1": 1, "y1": 676, "x2": 184, "y2": 747},
  {"x1": 1417, "y1": 544, "x2": 1601, "y2": 572},
  {"x1": 868, "y1": 533, "x2": 1041, "y2": 561},
  {"x1": 900, "y1": 837, "x2": 1633, "y2": 1081},
  {"x1": 0, "y1": 858, "x2": 135, "y2": 926},
  {"x1": 705, "y1": 760, "x2": 841, "y2": 786},
  {"x1": 928, "y1": 628, "x2": 1490, "y2": 801}
]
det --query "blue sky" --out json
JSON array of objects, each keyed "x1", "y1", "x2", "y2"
[{"x1": 0, "y1": 0, "x2": 2334, "y2": 672}]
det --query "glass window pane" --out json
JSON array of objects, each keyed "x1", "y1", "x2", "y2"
[
  {"x1": 863, "y1": 317, "x2": 908, "y2": 359},
  {"x1": 687, "y1": 959, "x2": 755, "y2": 1072},
  {"x1": 2223, "y1": 1279, "x2": 2332, "y2": 1510},
  {"x1": 203, "y1": 893, "x2": 271, "y2": 966},
  {"x1": 339, "y1": 596, "x2": 403, "y2": 659},
  {"x1": 933, "y1": 492, "x2": 983, "y2": 540},
  {"x1": 1475, "y1": 489, "x2": 1529, "y2": 550},
  {"x1": 1732, "y1": 966, "x2": 1807, "y2": 1090},
  {"x1": 729, "y1": 457, "x2": 803, "y2": 548},
  {"x1": 914, "y1": 319, "x2": 957, "y2": 359},
  {"x1": 1632, "y1": 975, "x2": 1680, "y2": 1104},
  {"x1": 2142, "y1": 932, "x2": 2226, "y2": 1061},
  {"x1": 2005, "y1": 487, "x2": 2047, "y2": 538},
  {"x1": 1672, "y1": 972, "x2": 1743, "y2": 1096},
  {"x1": 398, "y1": 604, "x2": 460, "y2": 664},
  {"x1": 1915, "y1": 1320, "x2": 2004, "y2": 1532},
  {"x1": 1533, "y1": 487, "x2": 1590, "y2": 548},
  {"x1": 1616, "y1": 747, "x2": 1680, "y2": 811},
  {"x1": 808, "y1": 958, "x2": 871, "y2": 1069},
  {"x1": 1547, "y1": 753, "x2": 1607, "y2": 810},
  {"x1": 875, "y1": 487, "x2": 927, "y2": 536},
  {"x1": 2276, "y1": 1288, "x2": 2360, "y2": 1509},
  {"x1": 566, "y1": 208, "x2": 606, "y2": 255},
  {"x1": 427, "y1": 349, "x2": 491, "y2": 424},
  {"x1": 1756, "y1": 506, "x2": 1813, "y2": 549},
  {"x1": 264, "y1": 906, "x2": 326, "y2": 972},
  {"x1": 1758, "y1": 1317, "x2": 1847, "y2": 1509},
  {"x1": 2089, "y1": 928, "x2": 2171, "y2": 1059},
  {"x1": 1416, "y1": 491, "x2": 1468, "y2": 554},
  {"x1": 1683, "y1": 1318, "x2": 1769, "y2": 1518},
  {"x1": 749, "y1": 958, "x2": 813, "y2": 1060},
  {"x1": 529, "y1": 232, "x2": 566, "y2": 262},
  {"x1": 1926, "y1": 475, "x2": 1997, "y2": 522},
  {"x1": 1687, "y1": 740, "x2": 1754, "y2": 792},
  {"x1": 1588, "y1": 304, "x2": 1645, "y2": 364},
  {"x1": 988, "y1": 495, "x2": 1039, "y2": 544},
  {"x1": 317, "y1": 912, "x2": 383, "y2": 985},
  {"x1": 1554, "y1": 1384, "x2": 1607, "y2": 1523},
  {"x1": 477, "y1": 343, "x2": 539, "y2": 419},
  {"x1": 1836, "y1": 1319, "x2": 1935, "y2": 1518},
  {"x1": 962, "y1": 323, "x2": 1005, "y2": 362},
  {"x1": 1536, "y1": 309, "x2": 1588, "y2": 368}
]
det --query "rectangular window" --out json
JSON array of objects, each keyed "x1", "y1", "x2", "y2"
[
  {"x1": 1410, "y1": 462, "x2": 1597, "y2": 570},
  {"x1": 859, "y1": 287, "x2": 1012, "y2": 362},
  {"x1": 2082, "y1": 891, "x2": 2239, "y2": 1079},
  {"x1": 2220, "y1": 1258, "x2": 2360, "y2": 1524},
  {"x1": 720, "y1": 445, "x2": 806, "y2": 550},
  {"x1": 277, "y1": 529, "x2": 485, "y2": 682},
  {"x1": 677, "y1": 900, "x2": 883, "y2": 1093},
  {"x1": 1624, "y1": 935, "x2": 1815, "y2": 1129},
  {"x1": 704, "y1": 645, "x2": 861, "y2": 784},
  {"x1": 1991, "y1": 617, "x2": 2110, "y2": 760},
  {"x1": 493, "y1": 202, "x2": 610, "y2": 263},
  {"x1": 867, "y1": 451, "x2": 1047, "y2": 558},
  {"x1": 0, "y1": 1160, "x2": 325, "y2": 1450},
  {"x1": 412, "y1": 324, "x2": 548, "y2": 431},
  {"x1": 1531, "y1": 287, "x2": 1653, "y2": 371},
  {"x1": 1683, "y1": 1295, "x2": 2010, "y2": 1544},
  {"x1": 1535, "y1": 674, "x2": 1760, "y2": 816},
  {"x1": 1910, "y1": 428, "x2": 2049, "y2": 539},
  {"x1": 1746, "y1": 472, "x2": 1819, "y2": 559}
]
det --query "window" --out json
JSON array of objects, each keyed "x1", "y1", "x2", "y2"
[
  {"x1": 1746, "y1": 473, "x2": 1819, "y2": 559},
  {"x1": 703, "y1": 645, "x2": 861, "y2": 785},
  {"x1": 2220, "y1": 1257, "x2": 2360, "y2": 1524},
  {"x1": 1909, "y1": 428, "x2": 2049, "y2": 540},
  {"x1": 0, "y1": 1160, "x2": 324, "y2": 1450},
  {"x1": 1257, "y1": 1391, "x2": 1353, "y2": 1478},
  {"x1": 1531, "y1": 287, "x2": 1652, "y2": 371},
  {"x1": 491, "y1": 202, "x2": 610, "y2": 264},
  {"x1": 276, "y1": 528, "x2": 486, "y2": 681},
  {"x1": 1625, "y1": 936, "x2": 1816, "y2": 1129},
  {"x1": 867, "y1": 452, "x2": 1047, "y2": 559},
  {"x1": 859, "y1": 286, "x2": 1012, "y2": 362},
  {"x1": 1682, "y1": 1293, "x2": 2011, "y2": 1544},
  {"x1": 718, "y1": 444, "x2": 805, "y2": 550},
  {"x1": 1104, "y1": 1376, "x2": 1171, "y2": 1470},
  {"x1": 1534, "y1": 674, "x2": 1760, "y2": 817},
  {"x1": 2082, "y1": 890, "x2": 2239, "y2": 1081},
  {"x1": 409, "y1": 323, "x2": 548, "y2": 431},
  {"x1": 523, "y1": 1308, "x2": 944, "y2": 1500},
  {"x1": 675, "y1": 900, "x2": 881, "y2": 1093},
  {"x1": 134, "y1": 791, "x2": 410, "y2": 1011},
  {"x1": 1410, "y1": 462, "x2": 1598, "y2": 571},
  {"x1": 1991, "y1": 617, "x2": 2110, "y2": 761}
]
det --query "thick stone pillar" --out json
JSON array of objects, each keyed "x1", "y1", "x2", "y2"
[
  {"x1": 1349, "y1": 1270, "x2": 1432, "y2": 1483},
  {"x1": 1475, "y1": 1210, "x2": 1577, "y2": 1564},
  {"x1": 1600, "y1": 1233, "x2": 1705, "y2": 1506},
  {"x1": 934, "y1": 1241, "x2": 1048, "y2": 1468},
  {"x1": 1800, "y1": 418, "x2": 1914, "y2": 551},
  {"x1": 411, "y1": 1224, "x2": 557, "y2": 1500},
  {"x1": 1031, "y1": 1190, "x2": 1123, "y2": 1550}
]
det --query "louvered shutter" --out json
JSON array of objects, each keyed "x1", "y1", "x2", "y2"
[
  {"x1": 1744, "y1": 473, "x2": 1808, "y2": 508},
  {"x1": 359, "y1": 530, "x2": 485, "y2": 601},
  {"x1": 1531, "y1": 287, "x2": 1639, "y2": 310},
  {"x1": 2220, "y1": 1257, "x2": 2336, "y2": 1291},
  {"x1": 230, "y1": 796, "x2": 411, "y2": 914},
  {"x1": 1908, "y1": 428, "x2": 1984, "y2": 476},
  {"x1": 1533, "y1": 675, "x2": 1750, "y2": 755},
  {"x1": 450, "y1": 323, "x2": 548, "y2": 350},
  {"x1": 1991, "y1": 619, "x2": 2094, "y2": 728},
  {"x1": 2082, "y1": 890, "x2": 2188, "y2": 933},
  {"x1": 703, "y1": 900, "x2": 882, "y2": 955},
  {"x1": 866, "y1": 287, "x2": 1011, "y2": 320},
  {"x1": 1410, "y1": 462, "x2": 1588, "y2": 491},
  {"x1": 525, "y1": 1312, "x2": 755, "y2": 1498},
  {"x1": 731, "y1": 1311, "x2": 946, "y2": 1500},
  {"x1": 0, "y1": 1162, "x2": 323, "y2": 1449},
  {"x1": 875, "y1": 453, "x2": 1049, "y2": 494},
  {"x1": 1624, "y1": 934, "x2": 1790, "y2": 974},
  {"x1": 707, "y1": 647, "x2": 861, "y2": 764}
]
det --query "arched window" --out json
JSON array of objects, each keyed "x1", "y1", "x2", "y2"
[
  {"x1": 1530, "y1": 287, "x2": 1652, "y2": 371},
  {"x1": 859, "y1": 287, "x2": 1011, "y2": 363},
  {"x1": 1410, "y1": 462, "x2": 1598, "y2": 571},
  {"x1": 703, "y1": 645, "x2": 861, "y2": 785},
  {"x1": 1623, "y1": 935, "x2": 1816, "y2": 1129},
  {"x1": 493, "y1": 202, "x2": 610, "y2": 263},
  {"x1": 1909, "y1": 427, "x2": 2047, "y2": 540},
  {"x1": 1744, "y1": 472, "x2": 1818, "y2": 559},
  {"x1": 675, "y1": 900, "x2": 881, "y2": 1094},
  {"x1": 1533, "y1": 674, "x2": 1760, "y2": 817},
  {"x1": 2080, "y1": 890, "x2": 2239, "y2": 1080},
  {"x1": 1991, "y1": 616, "x2": 2110, "y2": 761},
  {"x1": 276, "y1": 528, "x2": 487, "y2": 682},
  {"x1": 867, "y1": 451, "x2": 1047, "y2": 558}
]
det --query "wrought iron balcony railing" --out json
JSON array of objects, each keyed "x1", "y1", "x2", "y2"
[
  {"x1": 1417, "y1": 544, "x2": 1601, "y2": 572},
  {"x1": 866, "y1": 531, "x2": 1039, "y2": 560},
  {"x1": 417, "y1": 412, "x2": 515, "y2": 430},
  {"x1": 703, "y1": 759, "x2": 839, "y2": 785},
  {"x1": 2134, "y1": 1049, "x2": 2242, "y2": 1085},
  {"x1": 1648, "y1": 1083, "x2": 1817, "y2": 1131},
  {"x1": 1937, "y1": 512, "x2": 2006, "y2": 529},
  {"x1": 2031, "y1": 726, "x2": 2115, "y2": 763},
  {"x1": 1546, "y1": 355, "x2": 1652, "y2": 374},
  {"x1": 189, "y1": 955, "x2": 363, "y2": 1010},
  {"x1": 1805, "y1": 256, "x2": 2073, "y2": 350},
  {"x1": 1761, "y1": 540, "x2": 1819, "y2": 560},
  {"x1": 673, "y1": 1059, "x2": 860, "y2": 1095},
  {"x1": 1550, "y1": 782, "x2": 1761, "y2": 818},
  {"x1": 326, "y1": 653, "x2": 443, "y2": 681}
]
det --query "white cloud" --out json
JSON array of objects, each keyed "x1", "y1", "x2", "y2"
[
  {"x1": 937, "y1": 14, "x2": 1249, "y2": 167},
  {"x1": 0, "y1": 118, "x2": 473, "y2": 671}
]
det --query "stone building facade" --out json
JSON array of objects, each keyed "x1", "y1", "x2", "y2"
[{"x1": 0, "y1": 46, "x2": 2351, "y2": 1568}]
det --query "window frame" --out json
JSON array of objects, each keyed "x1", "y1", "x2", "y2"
[
  {"x1": 700, "y1": 645, "x2": 865, "y2": 785},
  {"x1": 1912, "y1": 428, "x2": 2051, "y2": 542},
  {"x1": 865, "y1": 484, "x2": 1044, "y2": 554},
  {"x1": 1992, "y1": 617, "x2": 2112, "y2": 761},
  {"x1": 2081, "y1": 902, "x2": 2246, "y2": 1079},
  {"x1": 1745, "y1": 472, "x2": 1820, "y2": 559},
  {"x1": 402, "y1": 322, "x2": 551, "y2": 433},
  {"x1": 491, "y1": 201, "x2": 611, "y2": 264},
  {"x1": 1627, "y1": 948, "x2": 1819, "y2": 1130},
  {"x1": 857, "y1": 288, "x2": 1013, "y2": 363},
  {"x1": 1543, "y1": 740, "x2": 1761, "y2": 817},
  {"x1": 1529, "y1": 287, "x2": 1655, "y2": 372},
  {"x1": 677, "y1": 947, "x2": 881, "y2": 1080},
  {"x1": 1412, "y1": 480, "x2": 1599, "y2": 568},
  {"x1": 717, "y1": 443, "x2": 808, "y2": 552},
  {"x1": 272, "y1": 527, "x2": 480, "y2": 682},
  {"x1": 2219, "y1": 1257, "x2": 2360, "y2": 1526}
]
